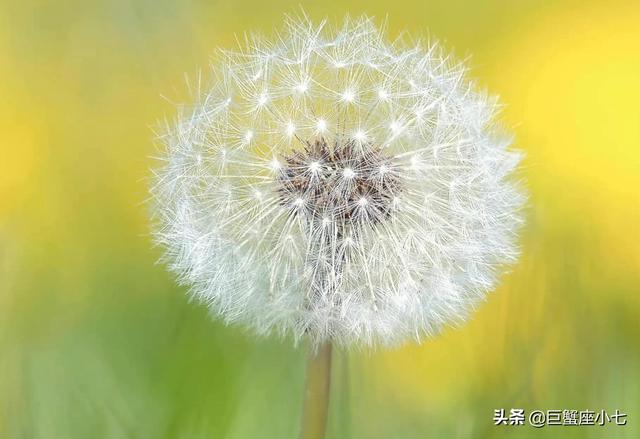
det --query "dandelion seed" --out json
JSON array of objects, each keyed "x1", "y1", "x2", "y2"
[
  {"x1": 285, "y1": 121, "x2": 296, "y2": 137},
  {"x1": 342, "y1": 167, "x2": 355, "y2": 179},
  {"x1": 309, "y1": 161, "x2": 321, "y2": 173},
  {"x1": 269, "y1": 158, "x2": 281, "y2": 172},
  {"x1": 295, "y1": 82, "x2": 309, "y2": 93},
  {"x1": 353, "y1": 130, "x2": 367, "y2": 142},
  {"x1": 341, "y1": 89, "x2": 355, "y2": 103},
  {"x1": 316, "y1": 119, "x2": 327, "y2": 132},
  {"x1": 257, "y1": 92, "x2": 268, "y2": 106}
]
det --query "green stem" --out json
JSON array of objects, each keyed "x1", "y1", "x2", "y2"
[{"x1": 299, "y1": 342, "x2": 332, "y2": 439}]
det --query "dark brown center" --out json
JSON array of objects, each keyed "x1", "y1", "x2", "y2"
[{"x1": 277, "y1": 137, "x2": 401, "y2": 227}]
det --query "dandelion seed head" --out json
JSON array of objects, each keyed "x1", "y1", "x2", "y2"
[{"x1": 150, "y1": 14, "x2": 526, "y2": 348}]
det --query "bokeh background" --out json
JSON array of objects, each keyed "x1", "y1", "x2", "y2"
[{"x1": 1, "y1": 0, "x2": 639, "y2": 437}]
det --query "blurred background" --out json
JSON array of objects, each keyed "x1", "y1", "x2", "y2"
[{"x1": 1, "y1": 0, "x2": 638, "y2": 437}]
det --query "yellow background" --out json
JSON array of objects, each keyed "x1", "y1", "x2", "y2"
[{"x1": 1, "y1": 0, "x2": 638, "y2": 437}]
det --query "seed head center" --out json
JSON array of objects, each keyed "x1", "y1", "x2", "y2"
[{"x1": 278, "y1": 137, "x2": 401, "y2": 225}]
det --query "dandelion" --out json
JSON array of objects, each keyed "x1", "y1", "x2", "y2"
[{"x1": 150, "y1": 13, "x2": 525, "y2": 439}]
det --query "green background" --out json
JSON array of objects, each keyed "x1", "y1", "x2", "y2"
[{"x1": 1, "y1": 0, "x2": 639, "y2": 437}]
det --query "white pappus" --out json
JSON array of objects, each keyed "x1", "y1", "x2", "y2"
[{"x1": 150, "y1": 14, "x2": 526, "y2": 348}]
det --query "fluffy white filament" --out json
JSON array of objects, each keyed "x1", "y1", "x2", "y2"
[{"x1": 150, "y1": 14, "x2": 525, "y2": 348}]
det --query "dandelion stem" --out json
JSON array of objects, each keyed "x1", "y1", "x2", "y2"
[{"x1": 299, "y1": 342, "x2": 332, "y2": 439}]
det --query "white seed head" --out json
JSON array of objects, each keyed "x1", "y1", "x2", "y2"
[{"x1": 150, "y1": 14, "x2": 526, "y2": 348}]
